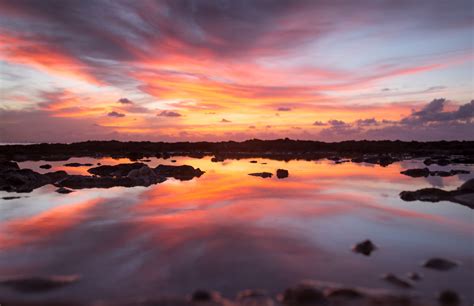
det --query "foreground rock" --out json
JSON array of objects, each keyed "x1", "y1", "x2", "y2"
[
  {"x1": 155, "y1": 164, "x2": 205, "y2": 181},
  {"x1": 352, "y1": 239, "x2": 377, "y2": 256},
  {"x1": 88, "y1": 163, "x2": 147, "y2": 177},
  {"x1": 0, "y1": 165, "x2": 68, "y2": 193},
  {"x1": 401, "y1": 168, "x2": 469, "y2": 178},
  {"x1": 0, "y1": 275, "x2": 79, "y2": 293},
  {"x1": 248, "y1": 172, "x2": 273, "y2": 178},
  {"x1": 399, "y1": 178, "x2": 474, "y2": 209},
  {"x1": 423, "y1": 258, "x2": 458, "y2": 271},
  {"x1": 276, "y1": 169, "x2": 289, "y2": 179}
]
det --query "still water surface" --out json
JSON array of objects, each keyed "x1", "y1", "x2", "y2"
[{"x1": 0, "y1": 157, "x2": 473, "y2": 304}]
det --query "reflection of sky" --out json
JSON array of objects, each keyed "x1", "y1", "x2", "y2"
[{"x1": 0, "y1": 157, "x2": 473, "y2": 304}]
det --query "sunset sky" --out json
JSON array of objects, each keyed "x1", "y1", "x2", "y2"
[{"x1": 0, "y1": 0, "x2": 473, "y2": 143}]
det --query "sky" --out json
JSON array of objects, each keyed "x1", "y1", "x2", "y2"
[{"x1": 0, "y1": 0, "x2": 473, "y2": 143}]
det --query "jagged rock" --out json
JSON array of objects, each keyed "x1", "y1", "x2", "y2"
[
  {"x1": 39, "y1": 164, "x2": 52, "y2": 169},
  {"x1": 155, "y1": 165, "x2": 204, "y2": 181},
  {"x1": 248, "y1": 172, "x2": 273, "y2": 178},
  {"x1": 382, "y1": 274, "x2": 413, "y2": 289},
  {"x1": 88, "y1": 163, "x2": 147, "y2": 177},
  {"x1": 0, "y1": 275, "x2": 79, "y2": 293},
  {"x1": 352, "y1": 239, "x2": 377, "y2": 256},
  {"x1": 276, "y1": 169, "x2": 289, "y2": 179},
  {"x1": 438, "y1": 290, "x2": 461, "y2": 306},
  {"x1": 423, "y1": 258, "x2": 458, "y2": 271}
]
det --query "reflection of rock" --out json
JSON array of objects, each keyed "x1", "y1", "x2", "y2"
[
  {"x1": 438, "y1": 290, "x2": 461, "y2": 306},
  {"x1": 399, "y1": 179, "x2": 474, "y2": 209},
  {"x1": 64, "y1": 162, "x2": 93, "y2": 167},
  {"x1": 382, "y1": 274, "x2": 413, "y2": 289},
  {"x1": 248, "y1": 172, "x2": 273, "y2": 178},
  {"x1": 276, "y1": 169, "x2": 289, "y2": 179},
  {"x1": 39, "y1": 164, "x2": 52, "y2": 169},
  {"x1": 56, "y1": 173, "x2": 166, "y2": 189},
  {"x1": 0, "y1": 275, "x2": 79, "y2": 293},
  {"x1": 401, "y1": 168, "x2": 469, "y2": 178},
  {"x1": 155, "y1": 164, "x2": 205, "y2": 181},
  {"x1": 423, "y1": 258, "x2": 458, "y2": 271},
  {"x1": 352, "y1": 239, "x2": 376, "y2": 256}
]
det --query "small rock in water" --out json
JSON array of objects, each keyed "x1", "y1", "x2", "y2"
[
  {"x1": 326, "y1": 288, "x2": 364, "y2": 299},
  {"x1": 382, "y1": 273, "x2": 413, "y2": 289},
  {"x1": 423, "y1": 258, "x2": 458, "y2": 271},
  {"x1": 56, "y1": 187, "x2": 74, "y2": 194},
  {"x1": 282, "y1": 284, "x2": 327, "y2": 305},
  {"x1": 64, "y1": 162, "x2": 93, "y2": 167},
  {"x1": 276, "y1": 169, "x2": 289, "y2": 179},
  {"x1": 2, "y1": 196, "x2": 22, "y2": 200},
  {"x1": 352, "y1": 239, "x2": 376, "y2": 256},
  {"x1": 250, "y1": 160, "x2": 258, "y2": 163},
  {"x1": 407, "y1": 272, "x2": 422, "y2": 281},
  {"x1": 438, "y1": 290, "x2": 461, "y2": 306},
  {"x1": 39, "y1": 164, "x2": 52, "y2": 169},
  {"x1": 171, "y1": 160, "x2": 177, "y2": 163},
  {"x1": 248, "y1": 172, "x2": 273, "y2": 178},
  {"x1": 0, "y1": 275, "x2": 79, "y2": 293}
]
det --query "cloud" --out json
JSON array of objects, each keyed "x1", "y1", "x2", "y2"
[
  {"x1": 157, "y1": 110, "x2": 182, "y2": 117},
  {"x1": 118, "y1": 98, "x2": 133, "y2": 104},
  {"x1": 313, "y1": 121, "x2": 326, "y2": 126},
  {"x1": 221, "y1": 118, "x2": 231, "y2": 123},
  {"x1": 356, "y1": 118, "x2": 379, "y2": 126},
  {"x1": 401, "y1": 98, "x2": 474, "y2": 124},
  {"x1": 328, "y1": 120, "x2": 348, "y2": 127},
  {"x1": 277, "y1": 107, "x2": 292, "y2": 111},
  {"x1": 107, "y1": 111, "x2": 125, "y2": 118}
]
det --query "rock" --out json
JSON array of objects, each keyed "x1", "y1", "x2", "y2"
[
  {"x1": 211, "y1": 156, "x2": 225, "y2": 162},
  {"x1": 0, "y1": 169, "x2": 51, "y2": 193},
  {"x1": 39, "y1": 164, "x2": 52, "y2": 169},
  {"x1": 237, "y1": 290, "x2": 274, "y2": 306},
  {"x1": 0, "y1": 275, "x2": 78, "y2": 293},
  {"x1": 458, "y1": 178, "x2": 474, "y2": 192},
  {"x1": 64, "y1": 162, "x2": 93, "y2": 167},
  {"x1": 250, "y1": 160, "x2": 258, "y2": 163},
  {"x1": 56, "y1": 187, "x2": 74, "y2": 194},
  {"x1": 407, "y1": 272, "x2": 422, "y2": 281},
  {"x1": 400, "y1": 168, "x2": 430, "y2": 177},
  {"x1": 191, "y1": 290, "x2": 213, "y2": 302},
  {"x1": 0, "y1": 160, "x2": 20, "y2": 172},
  {"x1": 282, "y1": 284, "x2": 328, "y2": 305},
  {"x1": 438, "y1": 290, "x2": 461, "y2": 306},
  {"x1": 326, "y1": 288, "x2": 364, "y2": 299},
  {"x1": 276, "y1": 169, "x2": 289, "y2": 179},
  {"x1": 382, "y1": 274, "x2": 413, "y2": 289},
  {"x1": 155, "y1": 165, "x2": 204, "y2": 181},
  {"x1": 88, "y1": 163, "x2": 147, "y2": 177},
  {"x1": 171, "y1": 160, "x2": 177, "y2": 163},
  {"x1": 44, "y1": 170, "x2": 68, "y2": 182},
  {"x1": 248, "y1": 172, "x2": 273, "y2": 178},
  {"x1": 423, "y1": 258, "x2": 458, "y2": 271},
  {"x1": 352, "y1": 239, "x2": 376, "y2": 256},
  {"x1": 127, "y1": 166, "x2": 163, "y2": 185},
  {"x1": 56, "y1": 173, "x2": 166, "y2": 189},
  {"x1": 2, "y1": 196, "x2": 21, "y2": 200}
]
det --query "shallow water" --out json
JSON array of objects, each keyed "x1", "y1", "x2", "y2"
[{"x1": 0, "y1": 157, "x2": 473, "y2": 305}]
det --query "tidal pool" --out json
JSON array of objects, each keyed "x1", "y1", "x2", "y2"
[{"x1": 0, "y1": 157, "x2": 473, "y2": 305}]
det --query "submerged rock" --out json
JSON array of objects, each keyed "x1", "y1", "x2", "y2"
[
  {"x1": 423, "y1": 258, "x2": 458, "y2": 271},
  {"x1": 0, "y1": 275, "x2": 79, "y2": 293},
  {"x1": 276, "y1": 169, "x2": 289, "y2": 179},
  {"x1": 352, "y1": 239, "x2": 377, "y2": 256},
  {"x1": 382, "y1": 274, "x2": 413, "y2": 289},
  {"x1": 438, "y1": 290, "x2": 461, "y2": 306},
  {"x1": 248, "y1": 172, "x2": 273, "y2": 178},
  {"x1": 39, "y1": 164, "x2": 52, "y2": 169}
]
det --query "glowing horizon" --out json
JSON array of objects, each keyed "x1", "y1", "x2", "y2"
[{"x1": 0, "y1": 0, "x2": 473, "y2": 143}]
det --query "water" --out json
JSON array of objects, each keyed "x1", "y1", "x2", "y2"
[{"x1": 0, "y1": 156, "x2": 473, "y2": 305}]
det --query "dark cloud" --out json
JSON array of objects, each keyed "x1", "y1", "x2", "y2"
[
  {"x1": 277, "y1": 107, "x2": 292, "y2": 111},
  {"x1": 107, "y1": 111, "x2": 125, "y2": 118},
  {"x1": 313, "y1": 121, "x2": 326, "y2": 126},
  {"x1": 118, "y1": 98, "x2": 133, "y2": 104},
  {"x1": 328, "y1": 120, "x2": 348, "y2": 127},
  {"x1": 401, "y1": 99, "x2": 474, "y2": 124},
  {"x1": 356, "y1": 118, "x2": 378, "y2": 126},
  {"x1": 157, "y1": 110, "x2": 182, "y2": 117}
]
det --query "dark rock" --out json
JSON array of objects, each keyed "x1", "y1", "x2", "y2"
[
  {"x1": 326, "y1": 288, "x2": 364, "y2": 299},
  {"x1": 250, "y1": 160, "x2": 258, "y2": 163},
  {"x1": 191, "y1": 290, "x2": 212, "y2": 302},
  {"x1": 155, "y1": 165, "x2": 204, "y2": 181},
  {"x1": 0, "y1": 275, "x2": 78, "y2": 293},
  {"x1": 382, "y1": 274, "x2": 413, "y2": 289},
  {"x1": 400, "y1": 168, "x2": 430, "y2": 177},
  {"x1": 282, "y1": 284, "x2": 328, "y2": 305},
  {"x1": 0, "y1": 160, "x2": 20, "y2": 172},
  {"x1": 248, "y1": 172, "x2": 273, "y2": 178},
  {"x1": 127, "y1": 166, "x2": 164, "y2": 185},
  {"x1": 449, "y1": 169, "x2": 470, "y2": 175},
  {"x1": 39, "y1": 164, "x2": 52, "y2": 169},
  {"x1": 276, "y1": 169, "x2": 289, "y2": 179},
  {"x1": 56, "y1": 172, "x2": 166, "y2": 189},
  {"x1": 407, "y1": 272, "x2": 422, "y2": 281},
  {"x1": 400, "y1": 188, "x2": 450, "y2": 202},
  {"x1": 211, "y1": 156, "x2": 225, "y2": 162},
  {"x1": 171, "y1": 160, "x2": 177, "y2": 163},
  {"x1": 88, "y1": 163, "x2": 146, "y2": 177},
  {"x1": 438, "y1": 290, "x2": 461, "y2": 306},
  {"x1": 56, "y1": 187, "x2": 74, "y2": 194},
  {"x1": 2, "y1": 196, "x2": 21, "y2": 200},
  {"x1": 352, "y1": 239, "x2": 376, "y2": 256},
  {"x1": 44, "y1": 170, "x2": 68, "y2": 182},
  {"x1": 458, "y1": 178, "x2": 474, "y2": 192},
  {"x1": 423, "y1": 258, "x2": 458, "y2": 271},
  {"x1": 64, "y1": 162, "x2": 93, "y2": 167},
  {"x1": 0, "y1": 169, "x2": 50, "y2": 193}
]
